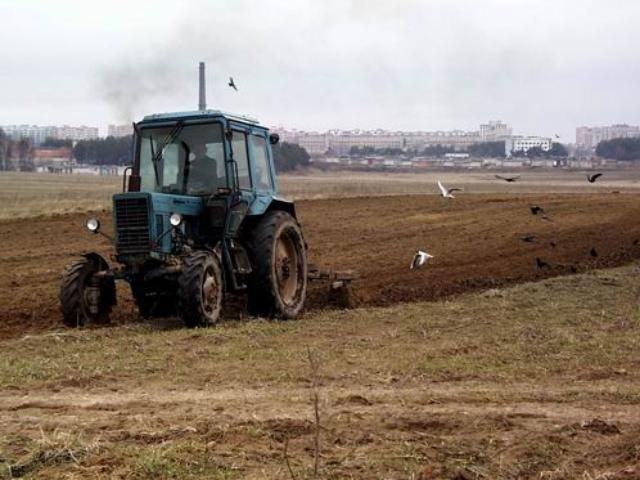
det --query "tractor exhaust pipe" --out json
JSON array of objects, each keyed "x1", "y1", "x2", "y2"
[{"x1": 198, "y1": 61, "x2": 206, "y2": 111}]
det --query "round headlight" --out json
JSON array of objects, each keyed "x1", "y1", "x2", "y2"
[
  {"x1": 169, "y1": 213, "x2": 183, "y2": 227},
  {"x1": 86, "y1": 217, "x2": 100, "y2": 233}
]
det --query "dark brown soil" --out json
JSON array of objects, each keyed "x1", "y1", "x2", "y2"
[{"x1": 1, "y1": 193, "x2": 639, "y2": 339}]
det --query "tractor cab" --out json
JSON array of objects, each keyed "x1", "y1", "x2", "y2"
[
  {"x1": 119, "y1": 110, "x2": 285, "y2": 254},
  {"x1": 132, "y1": 110, "x2": 278, "y2": 199}
]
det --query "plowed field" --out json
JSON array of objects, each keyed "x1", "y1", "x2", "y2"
[{"x1": 1, "y1": 192, "x2": 639, "y2": 339}]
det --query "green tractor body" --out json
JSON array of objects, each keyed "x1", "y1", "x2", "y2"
[{"x1": 60, "y1": 110, "x2": 308, "y2": 327}]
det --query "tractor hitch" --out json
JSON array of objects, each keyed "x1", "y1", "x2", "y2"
[{"x1": 307, "y1": 265, "x2": 358, "y2": 308}]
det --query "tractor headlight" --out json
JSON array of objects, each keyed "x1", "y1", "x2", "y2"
[
  {"x1": 169, "y1": 213, "x2": 183, "y2": 227},
  {"x1": 86, "y1": 217, "x2": 100, "y2": 233}
]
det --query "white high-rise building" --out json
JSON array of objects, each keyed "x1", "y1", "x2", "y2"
[
  {"x1": 510, "y1": 136, "x2": 552, "y2": 153},
  {"x1": 108, "y1": 124, "x2": 133, "y2": 138},
  {"x1": 272, "y1": 121, "x2": 508, "y2": 156},
  {"x1": 480, "y1": 120, "x2": 512, "y2": 141},
  {"x1": 576, "y1": 124, "x2": 640, "y2": 150},
  {"x1": 0, "y1": 124, "x2": 99, "y2": 144},
  {"x1": 55, "y1": 125, "x2": 99, "y2": 141}
]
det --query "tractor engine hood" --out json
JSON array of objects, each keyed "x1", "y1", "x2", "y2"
[{"x1": 112, "y1": 192, "x2": 204, "y2": 257}]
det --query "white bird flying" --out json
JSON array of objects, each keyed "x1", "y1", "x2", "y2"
[
  {"x1": 410, "y1": 250, "x2": 434, "y2": 270},
  {"x1": 437, "y1": 181, "x2": 462, "y2": 199}
]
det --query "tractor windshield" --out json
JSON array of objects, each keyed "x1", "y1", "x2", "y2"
[{"x1": 138, "y1": 122, "x2": 226, "y2": 195}]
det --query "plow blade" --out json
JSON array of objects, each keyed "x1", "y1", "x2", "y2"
[{"x1": 307, "y1": 264, "x2": 358, "y2": 308}]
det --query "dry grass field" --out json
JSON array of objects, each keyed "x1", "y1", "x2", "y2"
[
  {"x1": 1, "y1": 169, "x2": 640, "y2": 220},
  {"x1": 1, "y1": 170, "x2": 640, "y2": 479},
  {"x1": 1, "y1": 267, "x2": 639, "y2": 478}
]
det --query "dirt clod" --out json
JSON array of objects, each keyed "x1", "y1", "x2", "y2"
[{"x1": 581, "y1": 418, "x2": 621, "y2": 435}]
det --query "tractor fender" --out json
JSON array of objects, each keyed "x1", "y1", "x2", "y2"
[
  {"x1": 246, "y1": 196, "x2": 296, "y2": 219},
  {"x1": 265, "y1": 197, "x2": 297, "y2": 219},
  {"x1": 241, "y1": 197, "x2": 305, "y2": 251},
  {"x1": 82, "y1": 252, "x2": 111, "y2": 271},
  {"x1": 262, "y1": 198, "x2": 308, "y2": 251},
  {"x1": 80, "y1": 253, "x2": 117, "y2": 307}
]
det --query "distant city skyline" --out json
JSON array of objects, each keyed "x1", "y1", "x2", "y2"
[
  {"x1": 4, "y1": 120, "x2": 640, "y2": 152},
  {"x1": 1, "y1": 1, "x2": 639, "y2": 142}
]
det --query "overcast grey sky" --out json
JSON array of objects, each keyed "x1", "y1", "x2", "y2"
[{"x1": 0, "y1": 0, "x2": 638, "y2": 139}]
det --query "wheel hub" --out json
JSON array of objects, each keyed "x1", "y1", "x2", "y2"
[
  {"x1": 275, "y1": 230, "x2": 299, "y2": 305},
  {"x1": 280, "y1": 257, "x2": 291, "y2": 280}
]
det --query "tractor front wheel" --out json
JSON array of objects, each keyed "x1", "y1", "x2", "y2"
[
  {"x1": 59, "y1": 257, "x2": 115, "y2": 327},
  {"x1": 178, "y1": 250, "x2": 223, "y2": 327},
  {"x1": 247, "y1": 211, "x2": 308, "y2": 319}
]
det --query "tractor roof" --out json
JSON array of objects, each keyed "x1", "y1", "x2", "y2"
[{"x1": 141, "y1": 109, "x2": 261, "y2": 127}]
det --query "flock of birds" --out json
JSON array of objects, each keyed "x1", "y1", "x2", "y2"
[
  {"x1": 226, "y1": 75, "x2": 619, "y2": 275},
  {"x1": 410, "y1": 171, "x2": 610, "y2": 271}
]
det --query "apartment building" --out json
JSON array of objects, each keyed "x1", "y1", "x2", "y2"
[
  {"x1": 509, "y1": 136, "x2": 552, "y2": 153},
  {"x1": 107, "y1": 124, "x2": 133, "y2": 138},
  {"x1": 273, "y1": 121, "x2": 505, "y2": 156},
  {"x1": 1, "y1": 124, "x2": 99, "y2": 144},
  {"x1": 480, "y1": 120, "x2": 512, "y2": 141},
  {"x1": 576, "y1": 124, "x2": 640, "y2": 150}
]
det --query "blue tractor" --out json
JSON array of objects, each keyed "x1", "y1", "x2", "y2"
[{"x1": 59, "y1": 109, "x2": 308, "y2": 327}]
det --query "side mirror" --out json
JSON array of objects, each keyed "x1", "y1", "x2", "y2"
[
  {"x1": 225, "y1": 130, "x2": 233, "y2": 141},
  {"x1": 269, "y1": 133, "x2": 280, "y2": 145}
]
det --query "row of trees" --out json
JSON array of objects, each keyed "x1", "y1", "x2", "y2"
[
  {"x1": 272, "y1": 141, "x2": 311, "y2": 172},
  {"x1": 421, "y1": 144, "x2": 456, "y2": 156},
  {"x1": 73, "y1": 136, "x2": 133, "y2": 165},
  {"x1": 349, "y1": 145, "x2": 404, "y2": 156},
  {"x1": 0, "y1": 128, "x2": 35, "y2": 171},
  {"x1": 596, "y1": 137, "x2": 640, "y2": 161},
  {"x1": 42, "y1": 137, "x2": 72, "y2": 148},
  {"x1": 468, "y1": 141, "x2": 507, "y2": 158},
  {"x1": 1, "y1": 129, "x2": 126, "y2": 171}
]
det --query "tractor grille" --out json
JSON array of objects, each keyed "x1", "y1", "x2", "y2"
[{"x1": 115, "y1": 197, "x2": 151, "y2": 253}]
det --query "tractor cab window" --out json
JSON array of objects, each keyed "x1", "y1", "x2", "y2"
[
  {"x1": 138, "y1": 122, "x2": 226, "y2": 195},
  {"x1": 251, "y1": 134, "x2": 273, "y2": 192},
  {"x1": 231, "y1": 131, "x2": 251, "y2": 190}
]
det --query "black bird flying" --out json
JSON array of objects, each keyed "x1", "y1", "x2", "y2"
[
  {"x1": 495, "y1": 174, "x2": 520, "y2": 183},
  {"x1": 228, "y1": 77, "x2": 238, "y2": 91},
  {"x1": 587, "y1": 173, "x2": 603, "y2": 183}
]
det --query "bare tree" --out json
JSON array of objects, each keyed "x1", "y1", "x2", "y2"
[{"x1": 17, "y1": 138, "x2": 35, "y2": 171}]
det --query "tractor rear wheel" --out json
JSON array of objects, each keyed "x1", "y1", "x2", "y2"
[
  {"x1": 59, "y1": 258, "x2": 115, "y2": 327},
  {"x1": 178, "y1": 250, "x2": 223, "y2": 327},
  {"x1": 247, "y1": 211, "x2": 307, "y2": 319}
]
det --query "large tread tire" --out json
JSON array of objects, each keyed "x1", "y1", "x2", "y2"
[
  {"x1": 59, "y1": 258, "x2": 114, "y2": 327},
  {"x1": 247, "y1": 211, "x2": 307, "y2": 319},
  {"x1": 178, "y1": 250, "x2": 223, "y2": 328}
]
